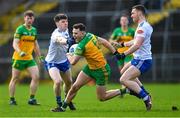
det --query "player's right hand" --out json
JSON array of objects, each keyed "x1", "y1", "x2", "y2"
[{"x1": 19, "y1": 51, "x2": 26, "y2": 57}]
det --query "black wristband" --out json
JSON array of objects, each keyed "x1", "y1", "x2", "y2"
[
  {"x1": 122, "y1": 53, "x2": 126, "y2": 57},
  {"x1": 113, "y1": 50, "x2": 118, "y2": 55},
  {"x1": 121, "y1": 42, "x2": 125, "y2": 47}
]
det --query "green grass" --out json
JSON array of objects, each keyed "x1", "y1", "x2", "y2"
[{"x1": 0, "y1": 83, "x2": 180, "y2": 117}]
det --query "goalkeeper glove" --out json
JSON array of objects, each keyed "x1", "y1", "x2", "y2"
[{"x1": 113, "y1": 51, "x2": 126, "y2": 60}]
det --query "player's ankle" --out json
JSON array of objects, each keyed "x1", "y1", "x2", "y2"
[
  {"x1": 61, "y1": 101, "x2": 68, "y2": 109},
  {"x1": 10, "y1": 97, "x2": 15, "y2": 101}
]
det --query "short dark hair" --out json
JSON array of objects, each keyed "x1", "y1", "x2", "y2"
[
  {"x1": 54, "y1": 13, "x2": 68, "y2": 22},
  {"x1": 24, "y1": 10, "x2": 34, "y2": 17},
  {"x1": 73, "y1": 23, "x2": 86, "y2": 31},
  {"x1": 121, "y1": 14, "x2": 129, "y2": 19},
  {"x1": 132, "y1": 4, "x2": 146, "y2": 15}
]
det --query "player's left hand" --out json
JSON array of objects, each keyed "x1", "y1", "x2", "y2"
[{"x1": 56, "y1": 36, "x2": 67, "y2": 44}]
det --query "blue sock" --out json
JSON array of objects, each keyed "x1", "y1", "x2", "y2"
[
  {"x1": 141, "y1": 86, "x2": 149, "y2": 95},
  {"x1": 56, "y1": 96, "x2": 61, "y2": 104},
  {"x1": 139, "y1": 89, "x2": 148, "y2": 100}
]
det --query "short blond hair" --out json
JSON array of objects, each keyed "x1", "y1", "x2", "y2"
[{"x1": 24, "y1": 10, "x2": 34, "y2": 17}]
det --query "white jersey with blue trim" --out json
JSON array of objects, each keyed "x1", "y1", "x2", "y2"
[
  {"x1": 133, "y1": 21, "x2": 153, "y2": 60},
  {"x1": 45, "y1": 28, "x2": 70, "y2": 63}
]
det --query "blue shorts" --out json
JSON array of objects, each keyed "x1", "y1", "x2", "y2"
[
  {"x1": 45, "y1": 59, "x2": 70, "y2": 72},
  {"x1": 131, "y1": 59, "x2": 152, "y2": 74}
]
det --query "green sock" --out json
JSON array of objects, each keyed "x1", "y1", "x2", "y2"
[
  {"x1": 30, "y1": 95, "x2": 35, "y2": 99},
  {"x1": 10, "y1": 97, "x2": 15, "y2": 101},
  {"x1": 56, "y1": 96, "x2": 62, "y2": 106}
]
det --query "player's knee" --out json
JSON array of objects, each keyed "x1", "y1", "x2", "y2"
[
  {"x1": 32, "y1": 78, "x2": 39, "y2": 83},
  {"x1": 97, "y1": 93, "x2": 106, "y2": 101},
  {"x1": 54, "y1": 79, "x2": 61, "y2": 85},
  {"x1": 119, "y1": 78, "x2": 126, "y2": 85},
  {"x1": 11, "y1": 76, "x2": 18, "y2": 83},
  {"x1": 98, "y1": 96, "x2": 106, "y2": 102},
  {"x1": 31, "y1": 74, "x2": 39, "y2": 81}
]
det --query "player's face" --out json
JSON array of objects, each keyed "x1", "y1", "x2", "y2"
[
  {"x1": 72, "y1": 28, "x2": 84, "y2": 42},
  {"x1": 131, "y1": 9, "x2": 139, "y2": 23},
  {"x1": 24, "y1": 16, "x2": 34, "y2": 26},
  {"x1": 120, "y1": 16, "x2": 128, "y2": 27},
  {"x1": 56, "y1": 19, "x2": 68, "y2": 31}
]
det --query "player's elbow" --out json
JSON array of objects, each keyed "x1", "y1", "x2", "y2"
[
  {"x1": 13, "y1": 44, "x2": 18, "y2": 52},
  {"x1": 12, "y1": 42, "x2": 16, "y2": 49},
  {"x1": 12, "y1": 45, "x2": 15, "y2": 50}
]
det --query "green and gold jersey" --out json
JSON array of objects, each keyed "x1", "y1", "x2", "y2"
[
  {"x1": 74, "y1": 33, "x2": 106, "y2": 69},
  {"x1": 110, "y1": 27, "x2": 135, "y2": 53},
  {"x1": 12, "y1": 25, "x2": 37, "y2": 60}
]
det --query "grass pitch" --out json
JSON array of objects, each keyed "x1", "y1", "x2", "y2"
[{"x1": 0, "y1": 83, "x2": 180, "y2": 117}]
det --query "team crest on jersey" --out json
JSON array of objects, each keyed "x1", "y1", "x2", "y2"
[{"x1": 137, "y1": 30, "x2": 144, "y2": 34}]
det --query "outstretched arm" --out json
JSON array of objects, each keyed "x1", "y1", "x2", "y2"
[{"x1": 97, "y1": 37, "x2": 116, "y2": 54}]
